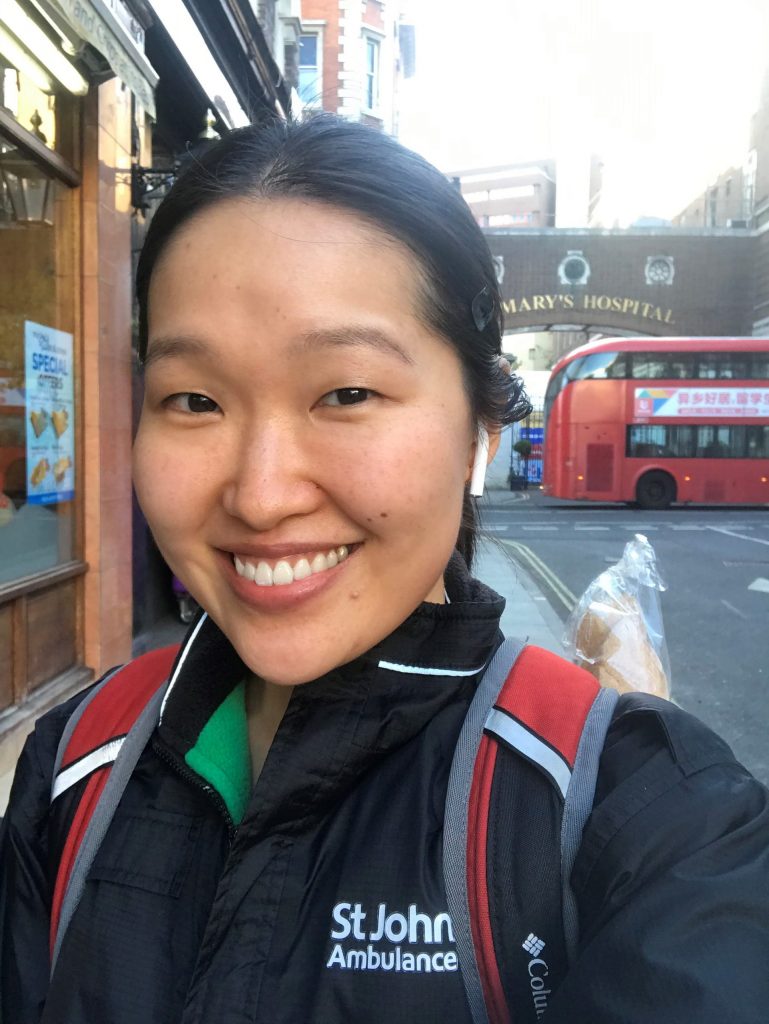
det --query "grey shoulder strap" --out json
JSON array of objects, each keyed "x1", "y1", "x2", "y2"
[
  {"x1": 443, "y1": 637, "x2": 526, "y2": 1024},
  {"x1": 51, "y1": 665, "x2": 124, "y2": 787},
  {"x1": 50, "y1": 680, "x2": 169, "y2": 975},
  {"x1": 560, "y1": 685, "x2": 618, "y2": 961},
  {"x1": 444, "y1": 640, "x2": 619, "y2": 1024}
]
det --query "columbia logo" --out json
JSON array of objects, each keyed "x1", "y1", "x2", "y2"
[{"x1": 522, "y1": 933, "x2": 545, "y2": 957}]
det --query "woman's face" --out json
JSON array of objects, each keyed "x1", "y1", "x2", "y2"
[{"x1": 133, "y1": 197, "x2": 487, "y2": 685}]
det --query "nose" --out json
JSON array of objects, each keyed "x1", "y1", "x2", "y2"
[{"x1": 221, "y1": 416, "x2": 323, "y2": 531}]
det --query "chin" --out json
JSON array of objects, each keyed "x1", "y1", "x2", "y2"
[{"x1": 234, "y1": 635, "x2": 361, "y2": 688}]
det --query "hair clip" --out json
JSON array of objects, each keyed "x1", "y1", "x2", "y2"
[{"x1": 471, "y1": 286, "x2": 494, "y2": 332}]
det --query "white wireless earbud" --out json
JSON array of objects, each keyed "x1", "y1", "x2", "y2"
[{"x1": 469, "y1": 426, "x2": 490, "y2": 497}]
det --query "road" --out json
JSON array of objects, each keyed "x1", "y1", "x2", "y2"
[{"x1": 480, "y1": 490, "x2": 769, "y2": 785}]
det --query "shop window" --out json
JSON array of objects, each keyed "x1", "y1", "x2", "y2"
[
  {"x1": 0, "y1": 146, "x2": 76, "y2": 590},
  {"x1": 0, "y1": 64, "x2": 57, "y2": 152}
]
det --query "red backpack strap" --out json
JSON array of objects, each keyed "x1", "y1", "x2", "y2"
[
  {"x1": 484, "y1": 645, "x2": 600, "y2": 797},
  {"x1": 444, "y1": 640, "x2": 618, "y2": 1024},
  {"x1": 49, "y1": 644, "x2": 180, "y2": 969}
]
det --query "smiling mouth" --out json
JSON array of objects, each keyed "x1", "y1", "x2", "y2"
[{"x1": 232, "y1": 545, "x2": 356, "y2": 586}]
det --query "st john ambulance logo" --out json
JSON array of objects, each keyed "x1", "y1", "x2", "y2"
[
  {"x1": 522, "y1": 933, "x2": 545, "y2": 957},
  {"x1": 326, "y1": 901, "x2": 459, "y2": 974}
]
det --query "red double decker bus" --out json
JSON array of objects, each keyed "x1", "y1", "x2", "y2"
[{"x1": 542, "y1": 337, "x2": 769, "y2": 508}]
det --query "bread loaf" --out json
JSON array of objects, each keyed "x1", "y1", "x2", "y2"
[{"x1": 574, "y1": 594, "x2": 670, "y2": 699}]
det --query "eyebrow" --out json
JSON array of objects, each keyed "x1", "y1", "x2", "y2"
[
  {"x1": 143, "y1": 335, "x2": 209, "y2": 369},
  {"x1": 293, "y1": 325, "x2": 415, "y2": 365},
  {"x1": 145, "y1": 326, "x2": 416, "y2": 368}
]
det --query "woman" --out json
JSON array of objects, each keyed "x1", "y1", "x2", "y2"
[{"x1": 2, "y1": 114, "x2": 768, "y2": 1024}]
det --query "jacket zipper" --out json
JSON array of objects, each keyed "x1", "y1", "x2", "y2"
[{"x1": 151, "y1": 737, "x2": 237, "y2": 841}]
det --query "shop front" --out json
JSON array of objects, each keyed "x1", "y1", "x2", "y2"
[{"x1": 0, "y1": 0, "x2": 156, "y2": 805}]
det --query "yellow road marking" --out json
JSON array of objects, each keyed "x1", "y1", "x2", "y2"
[{"x1": 501, "y1": 541, "x2": 578, "y2": 613}]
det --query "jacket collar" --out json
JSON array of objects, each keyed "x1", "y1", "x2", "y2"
[{"x1": 155, "y1": 554, "x2": 505, "y2": 825}]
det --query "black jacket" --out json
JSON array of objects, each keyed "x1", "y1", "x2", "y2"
[{"x1": 2, "y1": 561, "x2": 769, "y2": 1023}]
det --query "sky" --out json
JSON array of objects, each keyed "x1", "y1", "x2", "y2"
[{"x1": 398, "y1": 0, "x2": 769, "y2": 226}]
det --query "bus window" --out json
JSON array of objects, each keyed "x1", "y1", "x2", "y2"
[
  {"x1": 668, "y1": 353, "x2": 694, "y2": 379},
  {"x1": 746, "y1": 425, "x2": 769, "y2": 458},
  {"x1": 696, "y1": 426, "x2": 731, "y2": 457},
  {"x1": 750, "y1": 353, "x2": 769, "y2": 379},
  {"x1": 630, "y1": 353, "x2": 670, "y2": 378},
  {"x1": 544, "y1": 368, "x2": 566, "y2": 428},
  {"x1": 564, "y1": 356, "x2": 586, "y2": 381},
  {"x1": 671, "y1": 425, "x2": 696, "y2": 457},
  {"x1": 545, "y1": 368, "x2": 566, "y2": 406},
  {"x1": 696, "y1": 353, "x2": 719, "y2": 379},
  {"x1": 720, "y1": 354, "x2": 750, "y2": 379},
  {"x1": 573, "y1": 351, "x2": 626, "y2": 379},
  {"x1": 544, "y1": 357, "x2": 587, "y2": 427},
  {"x1": 627, "y1": 424, "x2": 667, "y2": 457}
]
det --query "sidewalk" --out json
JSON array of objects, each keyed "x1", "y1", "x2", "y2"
[
  {"x1": 481, "y1": 486, "x2": 532, "y2": 509},
  {"x1": 474, "y1": 538, "x2": 565, "y2": 654}
]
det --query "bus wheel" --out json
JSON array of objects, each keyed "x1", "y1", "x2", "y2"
[{"x1": 636, "y1": 471, "x2": 676, "y2": 510}]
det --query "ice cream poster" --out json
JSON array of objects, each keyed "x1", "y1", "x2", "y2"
[{"x1": 24, "y1": 321, "x2": 75, "y2": 505}]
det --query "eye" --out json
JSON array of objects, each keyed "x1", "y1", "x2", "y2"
[
  {"x1": 164, "y1": 393, "x2": 220, "y2": 414},
  {"x1": 319, "y1": 388, "x2": 372, "y2": 407}
]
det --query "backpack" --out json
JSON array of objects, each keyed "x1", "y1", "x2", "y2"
[{"x1": 48, "y1": 636, "x2": 618, "y2": 1023}]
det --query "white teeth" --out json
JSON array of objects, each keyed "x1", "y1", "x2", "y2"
[
  {"x1": 311, "y1": 553, "x2": 328, "y2": 574},
  {"x1": 233, "y1": 545, "x2": 355, "y2": 585},
  {"x1": 255, "y1": 561, "x2": 273, "y2": 586},
  {"x1": 293, "y1": 557, "x2": 312, "y2": 581},
  {"x1": 272, "y1": 560, "x2": 294, "y2": 586}
]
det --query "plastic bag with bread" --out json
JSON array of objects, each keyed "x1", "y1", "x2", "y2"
[{"x1": 563, "y1": 533, "x2": 671, "y2": 699}]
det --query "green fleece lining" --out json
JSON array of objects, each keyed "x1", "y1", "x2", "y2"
[{"x1": 185, "y1": 681, "x2": 251, "y2": 824}]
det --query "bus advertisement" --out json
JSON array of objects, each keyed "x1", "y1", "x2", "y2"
[{"x1": 542, "y1": 337, "x2": 769, "y2": 508}]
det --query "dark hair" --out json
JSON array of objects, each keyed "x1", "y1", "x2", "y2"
[{"x1": 136, "y1": 113, "x2": 531, "y2": 565}]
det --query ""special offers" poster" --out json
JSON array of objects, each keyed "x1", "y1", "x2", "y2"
[{"x1": 24, "y1": 321, "x2": 75, "y2": 505}]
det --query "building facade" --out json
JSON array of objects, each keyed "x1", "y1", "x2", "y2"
[
  {"x1": 452, "y1": 160, "x2": 557, "y2": 230},
  {"x1": 297, "y1": 0, "x2": 412, "y2": 133},
  {"x1": 672, "y1": 166, "x2": 748, "y2": 229},
  {"x1": 671, "y1": 63, "x2": 769, "y2": 337}
]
